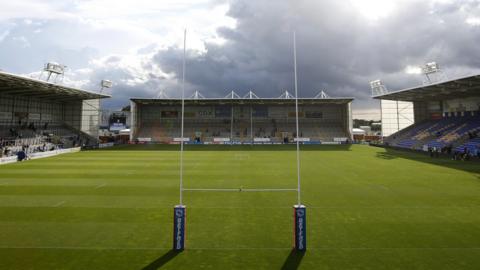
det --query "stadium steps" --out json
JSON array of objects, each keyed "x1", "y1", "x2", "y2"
[
  {"x1": 455, "y1": 137, "x2": 480, "y2": 153},
  {"x1": 388, "y1": 113, "x2": 480, "y2": 151}
]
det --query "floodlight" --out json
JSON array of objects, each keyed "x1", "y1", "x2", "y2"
[
  {"x1": 422, "y1": 62, "x2": 440, "y2": 75},
  {"x1": 44, "y1": 62, "x2": 65, "y2": 75},
  {"x1": 370, "y1": 79, "x2": 388, "y2": 96},
  {"x1": 42, "y1": 62, "x2": 66, "y2": 82},
  {"x1": 370, "y1": 80, "x2": 382, "y2": 88},
  {"x1": 101, "y1": 80, "x2": 113, "y2": 89},
  {"x1": 422, "y1": 62, "x2": 443, "y2": 83}
]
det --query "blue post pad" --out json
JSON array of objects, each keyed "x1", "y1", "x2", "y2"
[
  {"x1": 173, "y1": 205, "x2": 186, "y2": 250},
  {"x1": 293, "y1": 205, "x2": 306, "y2": 251}
]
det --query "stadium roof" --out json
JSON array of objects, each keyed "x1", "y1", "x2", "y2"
[
  {"x1": 131, "y1": 97, "x2": 354, "y2": 105},
  {"x1": 373, "y1": 74, "x2": 480, "y2": 101},
  {"x1": 0, "y1": 70, "x2": 110, "y2": 102}
]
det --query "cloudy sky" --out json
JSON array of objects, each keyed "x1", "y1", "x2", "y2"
[{"x1": 1, "y1": 0, "x2": 480, "y2": 119}]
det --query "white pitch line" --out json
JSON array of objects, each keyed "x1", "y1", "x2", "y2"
[
  {"x1": 240, "y1": 188, "x2": 297, "y2": 192},
  {"x1": 2, "y1": 204, "x2": 478, "y2": 210},
  {"x1": 0, "y1": 246, "x2": 479, "y2": 251},
  {"x1": 182, "y1": 188, "x2": 298, "y2": 192},
  {"x1": 95, "y1": 183, "x2": 107, "y2": 189},
  {"x1": 53, "y1": 201, "x2": 66, "y2": 207}
]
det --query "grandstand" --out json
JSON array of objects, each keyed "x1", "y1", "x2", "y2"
[
  {"x1": 0, "y1": 71, "x2": 110, "y2": 157},
  {"x1": 374, "y1": 74, "x2": 480, "y2": 155},
  {"x1": 130, "y1": 91, "x2": 353, "y2": 144}
]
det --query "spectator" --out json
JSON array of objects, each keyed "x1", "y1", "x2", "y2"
[
  {"x1": 447, "y1": 144, "x2": 453, "y2": 155},
  {"x1": 473, "y1": 146, "x2": 478, "y2": 159},
  {"x1": 17, "y1": 150, "x2": 27, "y2": 161},
  {"x1": 462, "y1": 147, "x2": 470, "y2": 161}
]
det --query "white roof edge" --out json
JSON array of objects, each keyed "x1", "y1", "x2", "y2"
[
  {"x1": 372, "y1": 73, "x2": 480, "y2": 99},
  {"x1": 130, "y1": 97, "x2": 355, "y2": 101},
  {"x1": 0, "y1": 70, "x2": 111, "y2": 98}
]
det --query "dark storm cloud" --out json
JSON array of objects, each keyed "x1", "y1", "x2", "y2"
[
  {"x1": 7, "y1": 0, "x2": 477, "y2": 113},
  {"x1": 81, "y1": 62, "x2": 180, "y2": 109},
  {"x1": 0, "y1": 20, "x2": 99, "y2": 73},
  {"x1": 150, "y1": 0, "x2": 480, "y2": 112}
]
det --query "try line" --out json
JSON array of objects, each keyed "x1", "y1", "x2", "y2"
[
  {"x1": 1, "y1": 246, "x2": 479, "y2": 251},
  {"x1": 182, "y1": 188, "x2": 298, "y2": 192}
]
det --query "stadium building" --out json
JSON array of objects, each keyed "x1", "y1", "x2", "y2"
[
  {"x1": 0, "y1": 71, "x2": 110, "y2": 156},
  {"x1": 130, "y1": 91, "x2": 353, "y2": 144},
  {"x1": 374, "y1": 74, "x2": 480, "y2": 153},
  {"x1": 100, "y1": 110, "x2": 131, "y2": 132}
]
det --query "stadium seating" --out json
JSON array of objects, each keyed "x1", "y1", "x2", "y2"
[
  {"x1": 0, "y1": 121, "x2": 97, "y2": 156},
  {"x1": 454, "y1": 137, "x2": 480, "y2": 153},
  {"x1": 385, "y1": 112, "x2": 480, "y2": 151},
  {"x1": 134, "y1": 118, "x2": 348, "y2": 143}
]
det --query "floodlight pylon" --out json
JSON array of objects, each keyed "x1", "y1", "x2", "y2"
[
  {"x1": 314, "y1": 90, "x2": 330, "y2": 99},
  {"x1": 225, "y1": 91, "x2": 241, "y2": 99},
  {"x1": 156, "y1": 89, "x2": 169, "y2": 99},
  {"x1": 279, "y1": 90, "x2": 295, "y2": 99},
  {"x1": 243, "y1": 90, "x2": 259, "y2": 99},
  {"x1": 189, "y1": 90, "x2": 205, "y2": 99}
]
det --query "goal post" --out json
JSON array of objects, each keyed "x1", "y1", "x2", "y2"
[
  {"x1": 172, "y1": 30, "x2": 307, "y2": 251},
  {"x1": 292, "y1": 31, "x2": 307, "y2": 251},
  {"x1": 173, "y1": 28, "x2": 187, "y2": 252}
]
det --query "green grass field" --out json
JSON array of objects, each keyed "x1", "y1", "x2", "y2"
[{"x1": 0, "y1": 144, "x2": 480, "y2": 269}]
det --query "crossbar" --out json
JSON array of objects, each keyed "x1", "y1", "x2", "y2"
[{"x1": 182, "y1": 188, "x2": 298, "y2": 192}]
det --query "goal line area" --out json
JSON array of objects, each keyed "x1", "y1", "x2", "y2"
[{"x1": 182, "y1": 188, "x2": 298, "y2": 192}]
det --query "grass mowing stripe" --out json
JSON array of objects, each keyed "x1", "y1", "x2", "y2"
[
  {"x1": 0, "y1": 144, "x2": 479, "y2": 269},
  {"x1": 1, "y1": 246, "x2": 480, "y2": 250}
]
